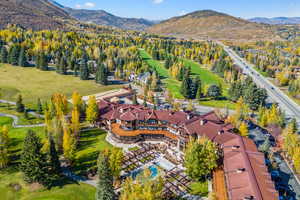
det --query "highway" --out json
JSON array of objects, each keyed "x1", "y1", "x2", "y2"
[{"x1": 219, "y1": 42, "x2": 300, "y2": 128}]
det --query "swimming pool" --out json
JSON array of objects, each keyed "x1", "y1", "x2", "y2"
[{"x1": 131, "y1": 165, "x2": 159, "y2": 179}]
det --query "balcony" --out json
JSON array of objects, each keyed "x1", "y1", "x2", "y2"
[{"x1": 111, "y1": 123, "x2": 178, "y2": 140}]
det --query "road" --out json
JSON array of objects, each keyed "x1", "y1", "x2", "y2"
[{"x1": 219, "y1": 42, "x2": 300, "y2": 128}]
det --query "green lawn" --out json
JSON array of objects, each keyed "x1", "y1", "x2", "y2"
[
  {"x1": 139, "y1": 50, "x2": 236, "y2": 108},
  {"x1": 72, "y1": 128, "x2": 113, "y2": 175},
  {"x1": 0, "y1": 103, "x2": 44, "y2": 125},
  {"x1": 0, "y1": 117, "x2": 109, "y2": 200},
  {"x1": 0, "y1": 64, "x2": 121, "y2": 104},
  {"x1": 139, "y1": 49, "x2": 169, "y2": 78},
  {"x1": 0, "y1": 168, "x2": 95, "y2": 200},
  {"x1": 0, "y1": 116, "x2": 13, "y2": 126}
]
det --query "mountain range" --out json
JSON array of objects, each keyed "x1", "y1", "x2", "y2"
[
  {"x1": 64, "y1": 8, "x2": 156, "y2": 31},
  {"x1": 249, "y1": 17, "x2": 300, "y2": 25},
  {"x1": 147, "y1": 10, "x2": 279, "y2": 41},
  {"x1": 0, "y1": 0, "x2": 297, "y2": 41},
  {"x1": 0, "y1": 0, "x2": 72, "y2": 30}
]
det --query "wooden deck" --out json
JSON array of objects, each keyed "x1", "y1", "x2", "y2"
[
  {"x1": 111, "y1": 123, "x2": 178, "y2": 140},
  {"x1": 213, "y1": 167, "x2": 228, "y2": 200}
]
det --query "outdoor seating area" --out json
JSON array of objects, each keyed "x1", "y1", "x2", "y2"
[
  {"x1": 122, "y1": 143, "x2": 159, "y2": 173},
  {"x1": 117, "y1": 141, "x2": 195, "y2": 197},
  {"x1": 163, "y1": 168, "x2": 193, "y2": 197}
]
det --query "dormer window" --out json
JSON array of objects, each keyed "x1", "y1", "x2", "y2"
[
  {"x1": 200, "y1": 119, "x2": 207, "y2": 125},
  {"x1": 232, "y1": 145, "x2": 240, "y2": 150},
  {"x1": 218, "y1": 130, "x2": 224, "y2": 135},
  {"x1": 236, "y1": 168, "x2": 245, "y2": 173},
  {"x1": 243, "y1": 196, "x2": 254, "y2": 200}
]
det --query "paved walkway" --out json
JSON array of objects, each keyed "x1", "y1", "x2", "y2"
[
  {"x1": 0, "y1": 99, "x2": 45, "y2": 128},
  {"x1": 62, "y1": 167, "x2": 97, "y2": 187}
]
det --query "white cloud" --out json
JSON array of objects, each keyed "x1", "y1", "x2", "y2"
[
  {"x1": 153, "y1": 0, "x2": 164, "y2": 4},
  {"x1": 74, "y1": 2, "x2": 96, "y2": 9},
  {"x1": 179, "y1": 10, "x2": 187, "y2": 16},
  {"x1": 75, "y1": 4, "x2": 82, "y2": 9},
  {"x1": 84, "y1": 2, "x2": 96, "y2": 8}
]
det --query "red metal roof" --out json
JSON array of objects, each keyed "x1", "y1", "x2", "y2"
[{"x1": 97, "y1": 100, "x2": 278, "y2": 200}]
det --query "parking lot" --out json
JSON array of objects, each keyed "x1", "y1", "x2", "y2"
[{"x1": 248, "y1": 124, "x2": 300, "y2": 200}]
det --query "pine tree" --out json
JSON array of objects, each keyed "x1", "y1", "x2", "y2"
[
  {"x1": 16, "y1": 94, "x2": 25, "y2": 113},
  {"x1": 43, "y1": 136, "x2": 61, "y2": 188},
  {"x1": 24, "y1": 109, "x2": 29, "y2": 120},
  {"x1": 143, "y1": 96, "x2": 147, "y2": 107},
  {"x1": 18, "y1": 46, "x2": 27, "y2": 67},
  {"x1": 59, "y1": 56, "x2": 68, "y2": 75},
  {"x1": 180, "y1": 75, "x2": 191, "y2": 99},
  {"x1": 9, "y1": 45, "x2": 20, "y2": 66},
  {"x1": 0, "y1": 46, "x2": 8, "y2": 63},
  {"x1": 19, "y1": 130, "x2": 47, "y2": 184},
  {"x1": 39, "y1": 52, "x2": 48, "y2": 71},
  {"x1": 196, "y1": 79, "x2": 202, "y2": 100},
  {"x1": 46, "y1": 136, "x2": 61, "y2": 174},
  {"x1": 37, "y1": 98, "x2": 43, "y2": 114},
  {"x1": 86, "y1": 96, "x2": 98, "y2": 126},
  {"x1": 96, "y1": 152, "x2": 115, "y2": 200},
  {"x1": 95, "y1": 63, "x2": 107, "y2": 85},
  {"x1": 132, "y1": 93, "x2": 138, "y2": 105},
  {"x1": 80, "y1": 59, "x2": 89, "y2": 80},
  {"x1": 207, "y1": 85, "x2": 221, "y2": 99}
]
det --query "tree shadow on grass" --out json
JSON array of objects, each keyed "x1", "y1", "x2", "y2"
[
  {"x1": 72, "y1": 129, "x2": 107, "y2": 175},
  {"x1": 72, "y1": 151, "x2": 99, "y2": 176}
]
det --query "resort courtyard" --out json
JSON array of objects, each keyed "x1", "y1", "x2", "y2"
[{"x1": 106, "y1": 134, "x2": 208, "y2": 199}]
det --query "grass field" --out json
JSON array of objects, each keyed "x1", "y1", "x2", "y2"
[
  {"x1": 139, "y1": 50, "x2": 236, "y2": 108},
  {"x1": 0, "y1": 116, "x2": 13, "y2": 126},
  {"x1": 0, "y1": 168, "x2": 96, "y2": 200},
  {"x1": 0, "y1": 103, "x2": 44, "y2": 125},
  {"x1": 0, "y1": 117, "x2": 110, "y2": 200},
  {"x1": 72, "y1": 128, "x2": 113, "y2": 175},
  {"x1": 139, "y1": 49, "x2": 169, "y2": 78},
  {"x1": 0, "y1": 64, "x2": 121, "y2": 104}
]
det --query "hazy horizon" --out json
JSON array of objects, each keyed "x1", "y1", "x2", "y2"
[{"x1": 56, "y1": 0, "x2": 300, "y2": 20}]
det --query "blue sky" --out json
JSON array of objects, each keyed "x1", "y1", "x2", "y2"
[{"x1": 56, "y1": 0, "x2": 300, "y2": 20}]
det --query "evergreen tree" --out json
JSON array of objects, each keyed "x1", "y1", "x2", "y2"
[
  {"x1": 37, "y1": 98, "x2": 43, "y2": 114},
  {"x1": 95, "y1": 63, "x2": 107, "y2": 85},
  {"x1": 196, "y1": 79, "x2": 202, "y2": 100},
  {"x1": 0, "y1": 46, "x2": 8, "y2": 63},
  {"x1": 132, "y1": 93, "x2": 138, "y2": 105},
  {"x1": 207, "y1": 85, "x2": 221, "y2": 99},
  {"x1": 39, "y1": 52, "x2": 48, "y2": 71},
  {"x1": 180, "y1": 75, "x2": 191, "y2": 99},
  {"x1": 16, "y1": 94, "x2": 25, "y2": 113},
  {"x1": 9, "y1": 45, "x2": 20, "y2": 66},
  {"x1": 18, "y1": 46, "x2": 27, "y2": 67},
  {"x1": 24, "y1": 109, "x2": 29, "y2": 120},
  {"x1": 143, "y1": 96, "x2": 147, "y2": 107},
  {"x1": 44, "y1": 136, "x2": 61, "y2": 188},
  {"x1": 59, "y1": 56, "x2": 68, "y2": 75},
  {"x1": 80, "y1": 59, "x2": 89, "y2": 80},
  {"x1": 96, "y1": 152, "x2": 115, "y2": 200},
  {"x1": 19, "y1": 130, "x2": 47, "y2": 184}
]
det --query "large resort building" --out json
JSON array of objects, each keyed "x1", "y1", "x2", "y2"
[{"x1": 98, "y1": 99, "x2": 279, "y2": 200}]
